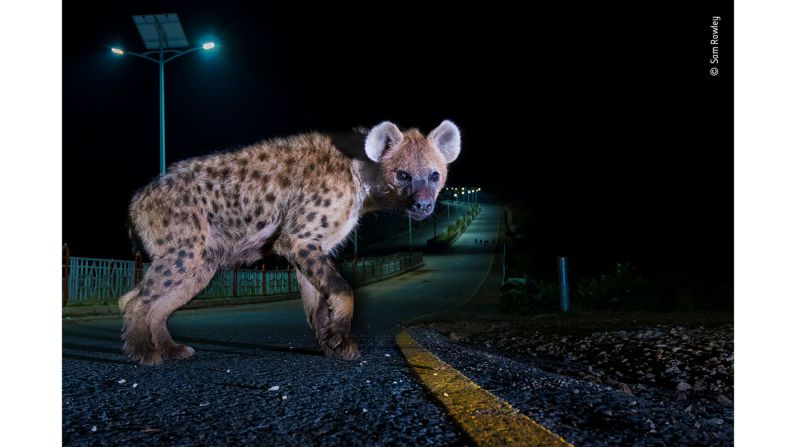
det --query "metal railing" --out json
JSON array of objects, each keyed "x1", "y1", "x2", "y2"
[
  {"x1": 195, "y1": 267, "x2": 299, "y2": 299},
  {"x1": 339, "y1": 252, "x2": 424, "y2": 284},
  {"x1": 427, "y1": 205, "x2": 481, "y2": 248},
  {"x1": 65, "y1": 256, "x2": 150, "y2": 303},
  {"x1": 62, "y1": 249, "x2": 423, "y2": 306}
]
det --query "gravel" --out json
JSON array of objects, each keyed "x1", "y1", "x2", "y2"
[{"x1": 412, "y1": 313, "x2": 733, "y2": 446}]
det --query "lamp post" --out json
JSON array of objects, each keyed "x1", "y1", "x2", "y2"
[
  {"x1": 408, "y1": 216, "x2": 413, "y2": 252},
  {"x1": 111, "y1": 13, "x2": 216, "y2": 175}
]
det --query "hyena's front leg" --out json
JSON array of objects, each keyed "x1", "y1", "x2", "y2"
[
  {"x1": 296, "y1": 271, "x2": 331, "y2": 344},
  {"x1": 290, "y1": 244, "x2": 359, "y2": 360}
]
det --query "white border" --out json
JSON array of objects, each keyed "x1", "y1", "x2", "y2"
[
  {"x1": 1, "y1": 0, "x2": 794, "y2": 444},
  {"x1": 735, "y1": 0, "x2": 795, "y2": 445},
  {"x1": 0, "y1": 1, "x2": 63, "y2": 445}
]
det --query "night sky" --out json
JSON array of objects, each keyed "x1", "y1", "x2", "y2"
[{"x1": 64, "y1": 2, "x2": 732, "y2": 283}]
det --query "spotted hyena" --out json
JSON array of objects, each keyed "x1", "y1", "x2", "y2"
[{"x1": 119, "y1": 120, "x2": 461, "y2": 365}]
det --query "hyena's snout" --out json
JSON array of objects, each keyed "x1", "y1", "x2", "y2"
[
  {"x1": 409, "y1": 179, "x2": 436, "y2": 220},
  {"x1": 410, "y1": 196, "x2": 434, "y2": 219}
]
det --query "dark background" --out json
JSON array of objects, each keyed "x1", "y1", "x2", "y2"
[{"x1": 63, "y1": 2, "x2": 732, "y2": 292}]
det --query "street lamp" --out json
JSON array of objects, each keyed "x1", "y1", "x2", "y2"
[
  {"x1": 111, "y1": 13, "x2": 217, "y2": 175},
  {"x1": 408, "y1": 216, "x2": 413, "y2": 252}
]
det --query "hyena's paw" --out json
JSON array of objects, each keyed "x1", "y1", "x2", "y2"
[
  {"x1": 322, "y1": 335, "x2": 360, "y2": 361},
  {"x1": 164, "y1": 344, "x2": 196, "y2": 361},
  {"x1": 122, "y1": 340, "x2": 164, "y2": 366},
  {"x1": 122, "y1": 325, "x2": 164, "y2": 365}
]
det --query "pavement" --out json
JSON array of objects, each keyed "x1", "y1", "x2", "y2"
[
  {"x1": 408, "y1": 326, "x2": 732, "y2": 446},
  {"x1": 364, "y1": 201, "x2": 479, "y2": 254},
  {"x1": 409, "y1": 268, "x2": 734, "y2": 445},
  {"x1": 62, "y1": 204, "x2": 501, "y2": 446}
]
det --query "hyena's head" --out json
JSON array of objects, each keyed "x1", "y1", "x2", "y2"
[{"x1": 365, "y1": 120, "x2": 461, "y2": 220}]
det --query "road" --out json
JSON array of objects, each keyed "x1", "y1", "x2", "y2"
[
  {"x1": 365, "y1": 201, "x2": 483, "y2": 254},
  {"x1": 62, "y1": 204, "x2": 500, "y2": 446}
]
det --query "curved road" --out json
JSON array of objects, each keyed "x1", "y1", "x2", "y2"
[
  {"x1": 365, "y1": 201, "x2": 479, "y2": 254},
  {"x1": 62, "y1": 205, "x2": 500, "y2": 446}
]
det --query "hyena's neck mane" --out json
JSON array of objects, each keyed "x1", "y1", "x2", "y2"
[{"x1": 351, "y1": 159, "x2": 400, "y2": 215}]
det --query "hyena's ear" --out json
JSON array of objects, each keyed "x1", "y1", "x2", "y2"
[
  {"x1": 428, "y1": 120, "x2": 461, "y2": 163},
  {"x1": 365, "y1": 121, "x2": 403, "y2": 162}
]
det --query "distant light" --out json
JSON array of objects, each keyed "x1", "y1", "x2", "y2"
[
  {"x1": 111, "y1": 47, "x2": 125, "y2": 55},
  {"x1": 202, "y1": 42, "x2": 216, "y2": 50}
]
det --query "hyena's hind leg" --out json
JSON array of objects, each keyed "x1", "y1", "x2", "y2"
[
  {"x1": 119, "y1": 279, "x2": 160, "y2": 365},
  {"x1": 120, "y1": 249, "x2": 217, "y2": 365}
]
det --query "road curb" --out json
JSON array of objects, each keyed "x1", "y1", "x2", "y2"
[{"x1": 396, "y1": 328, "x2": 572, "y2": 446}]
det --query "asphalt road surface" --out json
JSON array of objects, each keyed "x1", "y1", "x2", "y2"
[
  {"x1": 62, "y1": 205, "x2": 500, "y2": 446},
  {"x1": 364, "y1": 201, "x2": 479, "y2": 254}
]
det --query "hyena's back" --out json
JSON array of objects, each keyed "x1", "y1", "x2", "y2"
[{"x1": 129, "y1": 132, "x2": 355, "y2": 267}]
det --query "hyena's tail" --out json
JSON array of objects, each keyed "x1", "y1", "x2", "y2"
[
  {"x1": 121, "y1": 216, "x2": 146, "y2": 314},
  {"x1": 118, "y1": 288, "x2": 139, "y2": 312},
  {"x1": 126, "y1": 215, "x2": 145, "y2": 257}
]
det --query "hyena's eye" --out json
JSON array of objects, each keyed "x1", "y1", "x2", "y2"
[
  {"x1": 396, "y1": 171, "x2": 412, "y2": 182},
  {"x1": 429, "y1": 171, "x2": 440, "y2": 182}
]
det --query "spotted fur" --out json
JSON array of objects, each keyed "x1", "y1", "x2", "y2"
[{"x1": 119, "y1": 121, "x2": 461, "y2": 364}]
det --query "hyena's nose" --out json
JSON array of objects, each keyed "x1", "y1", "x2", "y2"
[{"x1": 411, "y1": 198, "x2": 434, "y2": 214}]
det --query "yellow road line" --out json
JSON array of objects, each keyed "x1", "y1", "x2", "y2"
[{"x1": 396, "y1": 329, "x2": 573, "y2": 447}]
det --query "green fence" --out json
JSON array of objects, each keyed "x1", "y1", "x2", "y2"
[
  {"x1": 339, "y1": 252, "x2": 424, "y2": 284},
  {"x1": 427, "y1": 205, "x2": 481, "y2": 249},
  {"x1": 62, "y1": 247, "x2": 423, "y2": 306}
]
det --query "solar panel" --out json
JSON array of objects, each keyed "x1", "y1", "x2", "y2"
[{"x1": 132, "y1": 14, "x2": 189, "y2": 50}]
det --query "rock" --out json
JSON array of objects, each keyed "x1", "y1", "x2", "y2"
[
  {"x1": 716, "y1": 394, "x2": 733, "y2": 405},
  {"x1": 665, "y1": 366, "x2": 681, "y2": 375},
  {"x1": 268, "y1": 385, "x2": 280, "y2": 391},
  {"x1": 621, "y1": 383, "x2": 634, "y2": 397},
  {"x1": 707, "y1": 418, "x2": 724, "y2": 426},
  {"x1": 676, "y1": 381, "x2": 692, "y2": 391},
  {"x1": 449, "y1": 332, "x2": 462, "y2": 342}
]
